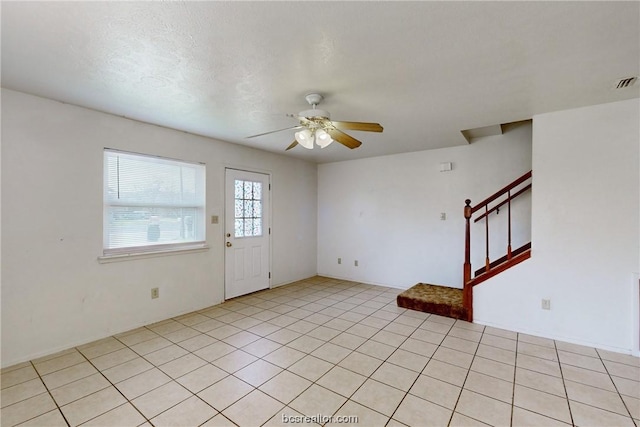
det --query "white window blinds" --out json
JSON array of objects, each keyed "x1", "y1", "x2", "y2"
[{"x1": 103, "y1": 149, "x2": 206, "y2": 255}]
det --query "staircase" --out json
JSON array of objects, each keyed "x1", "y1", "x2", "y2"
[{"x1": 397, "y1": 171, "x2": 532, "y2": 322}]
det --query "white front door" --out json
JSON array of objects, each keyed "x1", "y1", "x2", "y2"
[{"x1": 225, "y1": 168, "x2": 270, "y2": 299}]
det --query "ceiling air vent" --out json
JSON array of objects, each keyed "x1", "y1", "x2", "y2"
[{"x1": 615, "y1": 77, "x2": 637, "y2": 89}]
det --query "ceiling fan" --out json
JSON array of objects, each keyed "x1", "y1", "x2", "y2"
[{"x1": 247, "y1": 93, "x2": 383, "y2": 150}]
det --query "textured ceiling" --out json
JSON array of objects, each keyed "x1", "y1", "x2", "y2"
[{"x1": 2, "y1": 1, "x2": 639, "y2": 163}]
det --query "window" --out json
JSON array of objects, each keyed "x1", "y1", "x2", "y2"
[
  {"x1": 234, "y1": 179, "x2": 263, "y2": 238},
  {"x1": 103, "y1": 149, "x2": 205, "y2": 256}
]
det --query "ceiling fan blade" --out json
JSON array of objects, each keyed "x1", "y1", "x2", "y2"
[
  {"x1": 332, "y1": 121, "x2": 383, "y2": 133},
  {"x1": 328, "y1": 129, "x2": 362, "y2": 149},
  {"x1": 285, "y1": 140, "x2": 298, "y2": 151},
  {"x1": 246, "y1": 125, "x2": 303, "y2": 139}
]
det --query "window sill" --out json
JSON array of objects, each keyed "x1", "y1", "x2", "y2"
[{"x1": 98, "y1": 245, "x2": 209, "y2": 263}]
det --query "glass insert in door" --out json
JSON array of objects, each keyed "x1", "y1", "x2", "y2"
[{"x1": 234, "y1": 179, "x2": 263, "y2": 238}]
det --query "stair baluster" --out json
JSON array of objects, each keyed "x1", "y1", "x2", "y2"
[
  {"x1": 485, "y1": 204, "x2": 490, "y2": 271},
  {"x1": 507, "y1": 190, "x2": 512, "y2": 259},
  {"x1": 463, "y1": 199, "x2": 473, "y2": 321}
]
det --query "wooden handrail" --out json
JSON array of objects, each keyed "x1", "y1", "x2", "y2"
[
  {"x1": 470, "y1": 170, "x2": 532, "y2": 214},
  {"x1": 474, "y1": 184, "x2": 532, "y2": 223},
  {"x1": 462, "y1": 170, "x2": 532, "y2": 322}
]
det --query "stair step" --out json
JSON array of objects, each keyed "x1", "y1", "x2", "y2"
[{"x1": 397, "y1": 283, "x2": 467, "y2": 320}]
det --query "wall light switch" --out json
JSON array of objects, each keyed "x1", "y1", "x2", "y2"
[
  {"x1": 541, "y1": 299, "x2": 551, "y2": 310},
  {"x1": 211, "y1": 215, "x2": 219, "y2": 224},
  {"x1": 440, "y1": 213, "x2": 447, "y2": 220}
]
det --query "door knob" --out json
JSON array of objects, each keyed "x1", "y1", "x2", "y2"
[{"x1": 226, "y1": 242, "x2": 232, "y2": 247}]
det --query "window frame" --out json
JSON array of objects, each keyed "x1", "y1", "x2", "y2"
[{"x1": 102, "y1": 148, "x2": 206, "y2": 257}]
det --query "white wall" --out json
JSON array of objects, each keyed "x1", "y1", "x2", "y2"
[
  {"x1": 475, "y1": 98, "x2": 640, "y2": 353},
  {"x1": 318, "y1": 122, "x2": 532, "y2": 289},
  {"x1": 1, "y1": 89, "x2": 318, "y2": 367}
]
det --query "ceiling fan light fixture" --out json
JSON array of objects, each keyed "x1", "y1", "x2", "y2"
[
  {"x1": 315, "y1": 129, "x2": 333, "y2": 148},
  {"x1": 247, "y1": 92, "x2": 381, "y2": 151},
  {"x1": 294, "y1": 129, "x2": 314, "y2": 149}
]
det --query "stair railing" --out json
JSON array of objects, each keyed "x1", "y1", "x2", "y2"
[{"x1": 463, "y1": 170, "x2": 532, "y2": 321}]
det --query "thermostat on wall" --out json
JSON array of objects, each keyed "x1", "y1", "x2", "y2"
[{"x1": 439, "y1": 162, "x2": 453, "y2": 172}]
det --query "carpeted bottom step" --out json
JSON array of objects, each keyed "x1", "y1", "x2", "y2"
[{"x1": 397, "y1": 283, "x2": 468, "y2": 320}]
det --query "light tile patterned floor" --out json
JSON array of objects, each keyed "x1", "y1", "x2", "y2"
[{"x1": 2, "y1": 276, "x2": 639, "y2": 426}]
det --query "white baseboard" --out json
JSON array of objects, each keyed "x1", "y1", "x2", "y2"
[
  {"x1": 474, "y1": 318, "x2": 639, "y2": 356},
  {"x1": 316, "y1": 273, "x2": 409, "y2": 290}
]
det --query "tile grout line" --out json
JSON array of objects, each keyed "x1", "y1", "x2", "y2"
[
  {"x1": 446, "y1": 321, "x2": 488, "y2": 427},
  {"x1": 109, "y1": 329, "x2": 246, "y2": 426},
  {"x1": 114, "y1": 323, "x2": 266, "y2": 425},
  {"x1": 306, "y1": 311, "x2": 425, "y2": 427},
  {"x1": 243, "y1": 281, "x2": 400, "y2": 426},
  {"x1": 512, "y1": 369, "x2": 632, "y2": 424},
  {"x1": 503, "y1": 335, "x2": 592, "y2": 426},
  {"x1": 510, "y1": 332, "x2": 520, "y2": 427},
  {"x1": 429, "y1": 318, "x2": 461, "y2": 426},
  {"x1": 252, "y1": 283, "x2": 416, "y2": 425},
  {"x1": 319, "y1": 312, "x2": 432, "y2": 426},
  {"x1": 193, "y1": 280, "x2": 399, "y2": 425},
  {"x1": 515, "y1": 342, "x2": 640, "y2": 425},
  {"x1": 81, "y1": 329, "x2": 240, "y2": 426},
  {"x1": 465, "y1": 330, "x2": 574, "y2": 425},
  {"x1": 25, "y1": 360, "x2": 72, "y2": 427},
  {"x1": 511, "y1": 337, "x2": 578, "y2": 425},
  {"x1": 553, "y1": 339, "x2": 576, "y2": 426},
  {"x1": 263, "y1": 292, "x2": 418, "y2": 426},
  {"x1": 74, "y1": 350, "x2": 155, "y2": 427},
  {"x1": 595, "y1": 347, "x2": 639, "y2": 426},
  {"x1": 395, "y1": 316, "x2": 474, "y2": 424},
  {"x1": 24, "y1": 351, "x2": 87, "y2": 380}
]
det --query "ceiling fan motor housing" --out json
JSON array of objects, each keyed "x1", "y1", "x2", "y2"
[
  {"x1": 298, "y1": 109, "x2": 331, "y2": 120},
  {"x1": 300, "y1": 93, "x2": 330, "y2": 120}
]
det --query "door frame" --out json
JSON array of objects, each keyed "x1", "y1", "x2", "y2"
[{"x1": 224, "y1": 166, "x2": 272, "y2": 300}]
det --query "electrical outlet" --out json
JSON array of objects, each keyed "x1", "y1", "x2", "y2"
[
  {"x1": 338, "y1": 257, "x2": 342, "y2": 264},
  {"x1": 440, "y1": 212, "x2": 447, "y2": 220},
  {"x1": 541, "y1": 299, "x2": 550, "y2": 310},
  {"x1": 354, "y1": 260, "x2": 359, "y2": 267},
  {"x1": 151, "y1": 288, "x2": 159, "y2": 299}
]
